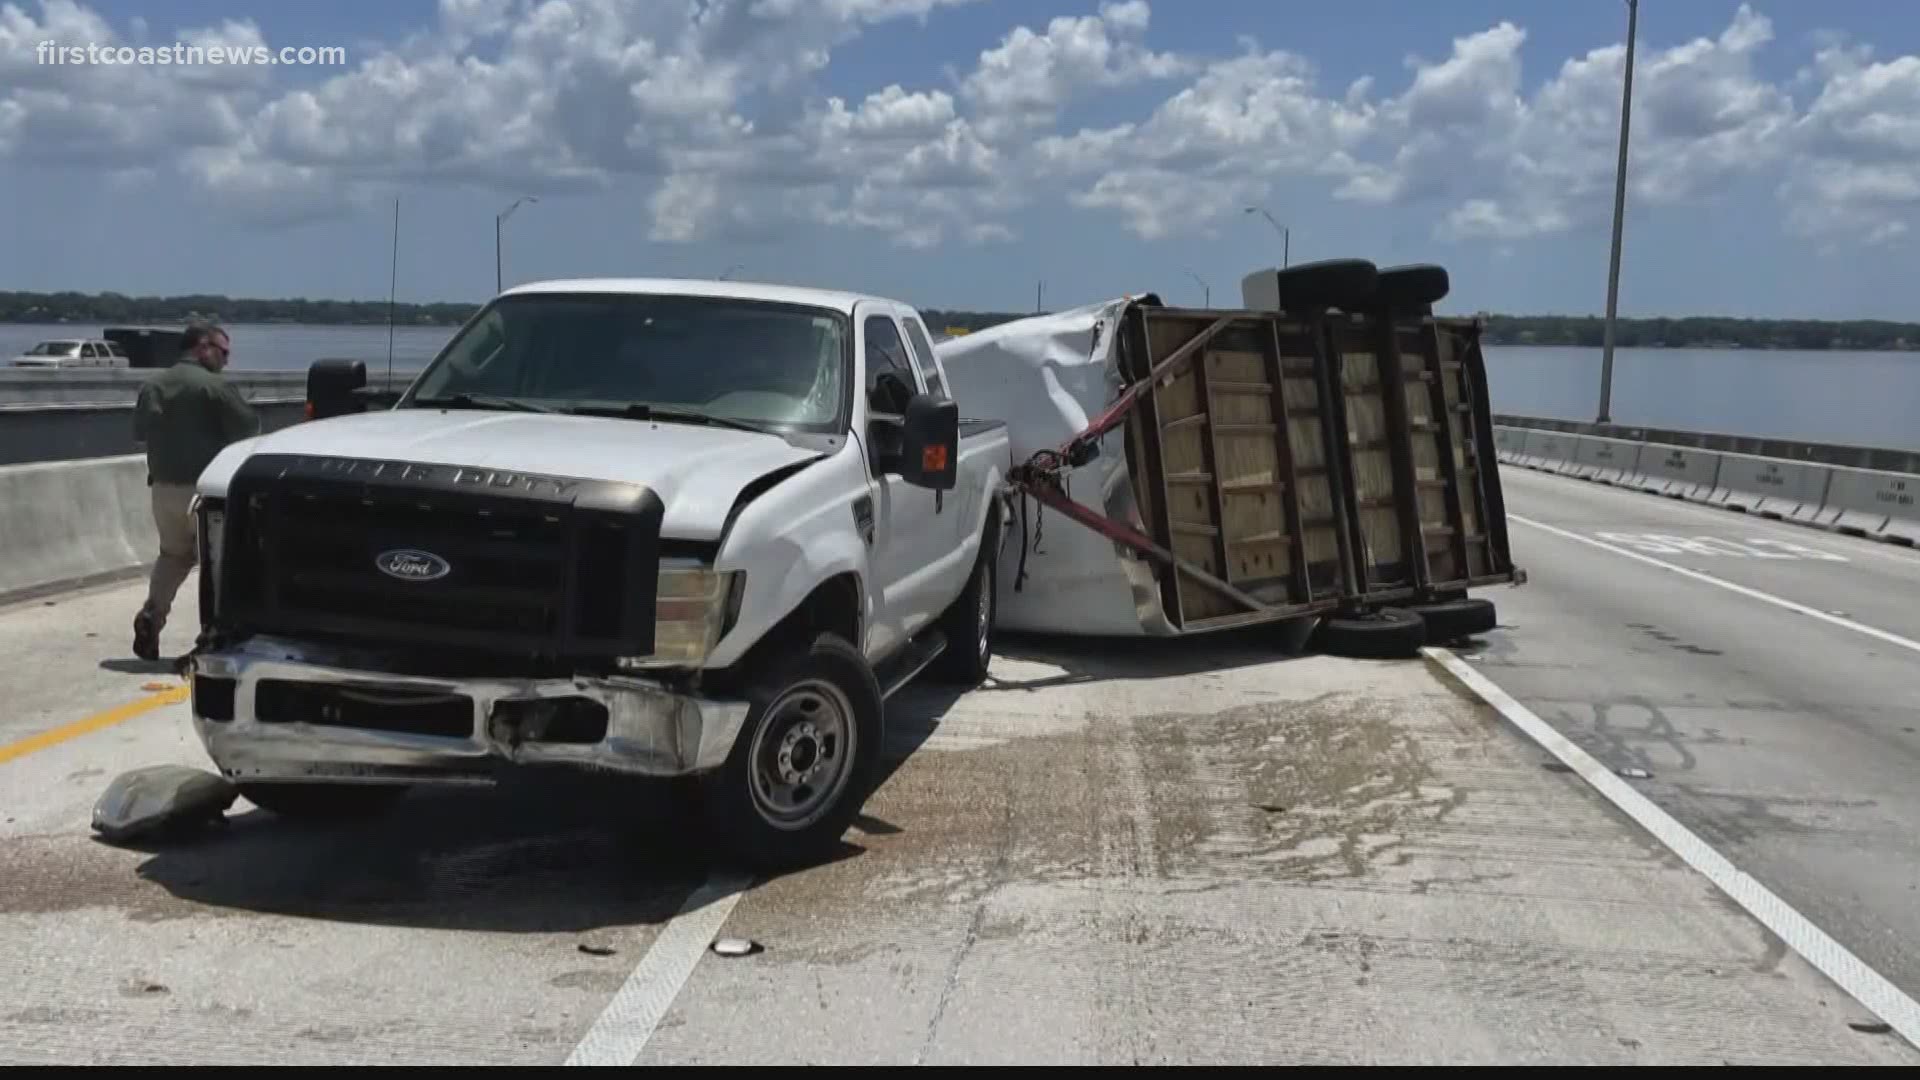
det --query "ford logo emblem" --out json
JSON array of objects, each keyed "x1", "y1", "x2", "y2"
[{"x1": 375, "y1": 549, "x2": 451, "y2": 582}]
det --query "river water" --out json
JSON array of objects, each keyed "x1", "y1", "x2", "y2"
[{"x1": 5, "y1": 322, "x2": 1916, "y2": 451}]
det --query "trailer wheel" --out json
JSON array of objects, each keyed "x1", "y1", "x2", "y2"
[
  {"x1": 1312, "y1": 607, "x2": 1426, "y2": 660},
  {"x1": 1273, "y1": 258, "x2": 1379, "y2": 313},
  {"x1": 238, "y1": 782, "x2": 407, "y2": 820},
  {"x1": 1376, "y1": 264, "x2": 1451, "y2": 309},
  {"x1": 703, "y1": 630, "x2": 883, "y2": 872},
  {"x1": 1408, "y1": 596, "x2": 1497, "y2": 645}
]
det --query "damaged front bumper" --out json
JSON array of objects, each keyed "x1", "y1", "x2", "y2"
[{"x1": 185, "y1": 636, "x2": 751, "y2": 785}]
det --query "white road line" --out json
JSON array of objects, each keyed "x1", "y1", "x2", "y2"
[
  {"x1": 1507, "y1": 512, "x2": 1920, "y2": 658},
  {"x1": 564, "y1": 872, "x2": 752, "y2": 1066},
  {"x1": 1424, "y1": 646, "x2": 1920, "y2": 1049}
]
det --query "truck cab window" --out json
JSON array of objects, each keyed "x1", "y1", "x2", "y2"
[
  {"x1": 864, "y1": 315, "x2": 917, "y2": 415},
  {"x1": 406, "y1": 294, "x2": 850, "y2": 433},
  {"x1": 901, "y1": 317, "x2": 948, "y2": 400}
]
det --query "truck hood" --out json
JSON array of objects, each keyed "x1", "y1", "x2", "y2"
[{"x1": 198, "y1": 408, "x2": 828, "y2": 541}]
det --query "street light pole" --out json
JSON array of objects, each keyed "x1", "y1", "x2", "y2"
[
  {"x1": 1185, "y1": 268, "x2": 1210, "y2": 308},
  {"x1": 1598, "y1": 0, "x2": 1637, "y2": 425},
  {"x1": 495, "y1": 195, "x2": 537, "y2": 294},
  {"x1": 1244, "y1": 206, "x2": 1289, "y2": 267}
]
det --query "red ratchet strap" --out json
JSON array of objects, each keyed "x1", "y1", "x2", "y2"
[
  {"x1": 1005, "y1": 311, "x2": 1264, "y2": 613},
  {"x1": 1059, "y1": 314, "x2": 1235, "y2": 465}
]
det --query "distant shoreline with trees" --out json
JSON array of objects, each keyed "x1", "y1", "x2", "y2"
[{"x1": 4, "y1": 290, "x2": 1917, "y2": 352}]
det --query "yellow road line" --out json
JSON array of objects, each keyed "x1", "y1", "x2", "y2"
[{"x1": 0, "y1": 685, "x2": 189, "y2": 766}]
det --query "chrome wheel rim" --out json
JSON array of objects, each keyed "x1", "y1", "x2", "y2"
[{"x1": 748, "y1": 679, "x2": 857, "y2": 831}]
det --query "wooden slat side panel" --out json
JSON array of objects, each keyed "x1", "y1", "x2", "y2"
[
  {"x1": 1408, "y1": 326, "x2": 1469, "y2": 583},
  {"x1": 1275, "y1": 327, "x2": 1343, "y2": 595},
  {"x1": 1204, "y1": 350, "x2": 1293, "y2": 593},
  {"x1": 1334, "y1": 320, "x2": 1409, "y2": 588},
  {"x1": 1397, "y1": 325, "x2": 1461, "y2": 583},
  {"x1": 1146, "y1": 315, "x2": 1243, "y2": 622},
  {"x1": 1435, "y1": 325, "x2": 1489, "y2": 577},
  {"x1": 1121, "y1": 305, "x2": 1182, "y2": 628}
]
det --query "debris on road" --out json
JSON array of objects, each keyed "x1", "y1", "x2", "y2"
[
  {"x1": 1617, "y1": 766, "x2": 1654, "y2": 780},
  {"x1": 90, "y1": 764, "x2": 236, "y2": 844},
  {"x1": 711, "y1": 938, "x2": 762, "y2": 958},
  {"x1": 576, "y1": 942, "x2": 618, "y2": 958}
]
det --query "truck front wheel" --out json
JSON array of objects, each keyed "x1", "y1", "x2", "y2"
[{"x1": 703, "y1": 631, "x2": 883, "y2": 872}]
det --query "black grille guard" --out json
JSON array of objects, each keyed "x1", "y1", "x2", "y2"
[{"x1": 212, "y1": 453, "x2": 664, "y2": 660}]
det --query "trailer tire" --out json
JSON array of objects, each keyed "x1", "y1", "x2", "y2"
[
  {"x1": 1376, "y1": 263, "x2": 1450, "y2": 309},
  {"x1": 702, "y1": 630, "x2": 883, "y2": 873},
  {"x1": 1311, "y1": 606, "x2": 1426, "y2": 660},
  {"x1": 1273, "y1": 258, "x2": 1379, "y2": 314},
  {"x1": 1408, "y1": 596, "x2": 1496, "y2": 644},
  {"x1": 239, "y1": 782, "x2": 407, "y2": 820},
  {"x1": 929, "y1": 520, "x2": 997, "y2": 685}
]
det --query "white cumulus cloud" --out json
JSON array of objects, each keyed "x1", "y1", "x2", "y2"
[{"x1": 2, "y1": 1, "x2": 1917, "y2": 252}]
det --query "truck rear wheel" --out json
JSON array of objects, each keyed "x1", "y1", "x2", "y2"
[
  {"x1": 703, "y1": 631, "x2": 883, "y2": 872},
  {"x1": 238, "y1": 782, "x2": 407, "y2": 820},
  {"x1": 929, "y1": 523, "x2": 996, "y2": 685}
]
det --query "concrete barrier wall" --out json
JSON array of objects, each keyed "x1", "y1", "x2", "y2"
[
  {"x1": 0, "y1": 454, "x2": 160, "y2": 604},
  {"x1": 1527, "y1": 430, "x2": 1580, "y2": 475},
  {"x1": 1571, "y1": 436, "x2": 1641, "y2": 485},
  {"x1": 0, "y1": 366, "x2": 420, "y2": 467},
  {"x1": 1816, "y1": 466, "x2": 1920, "y2": 544},
  {"x1": 1493, "y1": 422, "x2": 1918, "y2": 548},
  {"x1": 0, "y1": 369, "x2": 309, "y2": 408},
  {"x1": 1707, "y1": 452, "x2": 1831, "y2": 520},
  {"x1": 1493, "y1": 412, "x2": 1920, "y2": 477},
  {"x1": 1633, "y1": 443, "x2": 1721, "y2": 501}
]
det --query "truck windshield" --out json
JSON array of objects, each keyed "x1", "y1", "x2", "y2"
[{"x1": 404, "y1": 292, "x2": 851, "y2": 432}]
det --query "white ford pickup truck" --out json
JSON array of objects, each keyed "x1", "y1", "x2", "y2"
[{"x1": 185, "y1": 278, "x2": 1012, "y2": 868}]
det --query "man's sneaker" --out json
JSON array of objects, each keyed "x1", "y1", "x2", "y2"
[{"x1": 132, "y1": 609, "x2": 160, "y2": 662}]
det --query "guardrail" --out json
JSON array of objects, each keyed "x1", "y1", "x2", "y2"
[
  {"x1": 0, "y1": 367, "x2": 420, "y2": 466},
  {"x1": 1494, "y1": 424, "x2": 1918, "y2": 548},
  {"x1": 1494, "y1": 412, "x2": 1920, "y2": 477}
]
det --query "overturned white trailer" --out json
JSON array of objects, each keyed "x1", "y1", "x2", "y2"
[{"x1": 935, "y1": 259, "x2": 1525, "y2": 656}]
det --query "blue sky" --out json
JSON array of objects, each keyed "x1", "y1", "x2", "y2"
[{"x1": 5, "y1": 0, "x2": 1920, "y2": 319}]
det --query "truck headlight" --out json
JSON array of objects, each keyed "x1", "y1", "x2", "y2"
[
  {"x1": 194, "y1": 496, "x2": 225, "y2": 618},
  {"x1": 617, "y1": 565, "x2": 744, "y2": 669}
]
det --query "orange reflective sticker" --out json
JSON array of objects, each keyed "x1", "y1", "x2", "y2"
[{"x1": 922, "y1": 444, "x2": 949, "y2": 472}]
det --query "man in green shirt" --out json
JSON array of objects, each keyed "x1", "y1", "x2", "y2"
[{"x1": 130, "y1": 323, "x2": 259, "y2": 660}]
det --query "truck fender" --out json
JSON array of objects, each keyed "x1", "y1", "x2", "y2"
[{"x1": 707, "y1": 530, "x2": 869, "y2": 671}]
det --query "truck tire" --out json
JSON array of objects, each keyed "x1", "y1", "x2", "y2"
[
  {"x1": 928, "y1": 521, "x2": 997, "y2": 685},
  {"x1": 1407, "y1": 596, "x2": 1496, "y2": 644},
  {"x1": 1311, "y1": 607, "x2": 1426, "y2": 660},
  {"x1": 238, "y1": 782, "x2": 407, "y2": 820},
  {"x1": 703, "y1": 630, "x2": 884, "y2": 872}
]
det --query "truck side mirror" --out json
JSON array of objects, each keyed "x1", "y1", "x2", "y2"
[
  {"x1": 306, "y1": 358, "x2": 366, "y2": 420},
  {"x1": 898, "y1": 392, "x2": 958, "y2": 491}
]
